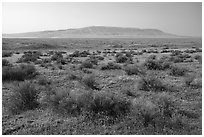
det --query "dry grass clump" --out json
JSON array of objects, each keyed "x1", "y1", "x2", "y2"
[
  {"x1": 43, "y1": 87, "x2": 131, "y2": 118},
  {"x1": 7, "y1": 81, "x2": 39, "y2": 114},
  {"x1": 81, "y1": 75, "x2": 100, "y2": 90},
  {"x1": 137, "y1": 75, "x2": 168, "y2": 92},
  {"x1": 3, "y1": 64, "x2": 38, "y2": 81},
  {"x1": 169, "y1": 65, "x2": 188, "y2": 77},
  {"x1": 132, "y1": 93, "x2": 186, "y2": 129}
]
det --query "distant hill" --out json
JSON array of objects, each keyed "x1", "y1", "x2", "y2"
[{"x1": 3, "y1": 26, "x2": 181, "y2": 38}]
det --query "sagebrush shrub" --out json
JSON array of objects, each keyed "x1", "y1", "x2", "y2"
[
  {"x1": 44, "y1": 88, "x2": 131, "y2": 118},
  {"x1": 17, "y1": 51, "x2": 40, "y2": 63},
  {"x1": 2, "y1": 59, "x2": 12, "y2": 67},
  {"x1": 38, "y1": 76, "x2": 51, "y2": 85},
  {"x1": 184, "y1": 75, "x2": 195, "y2": 86},
  {"x1": 3, "y1": 64, "x2": 38, "y2": 81},
  {"x1": 51, "y1": 52, "x2": 63, "y2": 61},
  {"x1": 143, "y1": 55, "x2": 172, "y2": 70},
  {"x1": 43, "y1": 88, "x2": 92, "y2": 116},
  {"x1": 89, "y1": 91, "x2": 131, "y2": 117},
  {"x1": 124, "y1": 65, "x2": 146, "y2": 75},
  {"x1": 169, "y1": 65, "x2": 187, "y2": 76},
  {"x1": 138, "y1": 75, "x2": 168, "y2": 92},
  {"x1": 155, "y1": 93, "x2": 176, "y2": 118},
  {"x1": 80, "y1": 60, "x2": 93, "y2": 69},
  {"x1": 100, "y1": 62, "x2": 121, "y2": 70},
  {"x1": 67, "y1": 73, "x2": 82, "y2": 81},
  {"x1": 115, "y1": 53, "x2": 132, "y2": 63},
  {"x1": 132, "y1": 93, "x2": 181, "y2": 128},
  {"x1": 2, "y1": 51, "x2": 13, "y2": 57},
  {"x1": 7, "y1": 81, "x2": 39, "y2": 114},
  {"x1": 194, "y1": 55, "x2": 202, "y2": 64},
  {"x1": 82, "y1": 75, "x2": 100, "y2": 90}
]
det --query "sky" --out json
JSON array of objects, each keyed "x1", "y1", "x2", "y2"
[{"x1": 2, "y1": 2, "x2": 202, "y2": 37}]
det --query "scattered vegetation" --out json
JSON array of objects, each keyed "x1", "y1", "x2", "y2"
[
  {"x1": 17, "y1": 51, "x2": 41, "y2": 63},
  {"x1": 2, "y1": 38, "x2": 202, "y2": 135}
]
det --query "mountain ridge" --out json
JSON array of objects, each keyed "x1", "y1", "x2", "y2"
[{"x1": 3, "y1": 26, "x2": 181, "y2": 38}]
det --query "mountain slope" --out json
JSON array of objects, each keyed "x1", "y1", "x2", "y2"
[{"x1": 3, "y1": 26, "x2": 179, "y2": 38}]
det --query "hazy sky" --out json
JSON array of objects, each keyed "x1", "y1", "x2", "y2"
[{"x1": 2, "y1": 2, "x2": 202, "y2": 37}]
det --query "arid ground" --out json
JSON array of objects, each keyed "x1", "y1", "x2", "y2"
[{"x1": 2, "y1": 37, "x2": 202, "y2": 135}]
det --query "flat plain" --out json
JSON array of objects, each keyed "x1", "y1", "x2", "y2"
[{"x1": 2, "y1": 37, "x2": 202, "y2": 135}]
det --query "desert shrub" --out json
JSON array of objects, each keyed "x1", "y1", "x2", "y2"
[
  {"x1": 2, "y1": 59, "x2": 12, "y2": 67},
  {"x1": 155, "y1": 93, "x2": 176, "y2": 118},
  {"x1": 44, "y1": 87, "x2": 97, "y2": 116},
  {"x1": 148, "y1": 54, "x2": 157, "y2": 60},
  {"x1": 3, "y1": 64, "x2": 38, "y2": 81},
  {"x1": 42, "y1": 58, "x2": 52, "y2": 64},
  {"x1": 58, "y1": 65, "x2": 63, "y2": 69},
  {"x1": 7, "y1": 81, "x2": 39, "y2": 114},
  {"x1": 132, "y1": 99, "x2": 158, "y2": 127},
  {"x1": 194, "y1": 54, "x2": 201, "y2": 60},
  {"x1": 116, "y1": 55, "x2": 128, "y2": 63},
  {"x1": 100, "y1": 62, "x2": 121, "y2": 70},
  {"x1": 80, "y1": 60, "x2": 93, "y2": 69},
  {"x1": 143, "y1": 55, "x2": 171, "y2": 70},
  {"x1": 67, "y1": 73, "x2": 82, "y2": 81},
  {"x1": 38, "y1": 76, "x2": 51, "y2": 85},
  {"x1": 171, "y1": 50, "x2": 182, "y2": 56},
  {"x1": 44, "y1": 88, "x2": 131, "y2": 118},
  {"x1": 169, "y1": 56, "x2": 185, "y2": 63},
  {"x1": 184, "y1": 75, "x2": 195, "y2": 87},
  {"x1": 17, "y1": 52, "x2": 40, "y2": 63},
  {"x1": 169, "y1": 65, "x2": 187, "y2": 77},
  {"x1": 2, "y1": 51, "x2": 13, "y2": 57},
  {"x1": 51, "y1": 52, "x2": 63, "y2": 61},
  {"x1": 69, "y1": 50, "x2": 91, "y2": 57},
  {"x1": 179, "y1": 53, "x2": 191, "y2": 59},
  {"x1": 69, "y1": 50, "x2": 80, "y2": 57},
  {"x1": 132, "y1": 93, "x2": 182, "y2": 128},
  {"x1": 194, "y1": 55, "x2": 202, "y2": 64},
  {"x1": 43, "y1": 88, "x2": 78, "y2": 115},
  {"x1": 138, "y1": 75, "x2": 168, "y2": 92},
  {"x1": 89, "y1": 91, "x2": 131, "y2": 117},
  {"x1": 121, "y1": 88, "x2": 137, "y2": 97},
  {"x1": 82, "y1": 75, "x2": 100, "y2": 90},
  {"x1": 82, "y1": 68, "x2": 92, "y2": 74},
  {"x1": 34, "y1": 59, "x2": 43, "y2": 65},
  {"x1": 80, "y1": 50, "x2": 91, "y2": 57},
  {"x1": 56, "y1": 58, "x2": 67, "y2": 65},
  {"x1": 115, "y1": 53, "x2": 132, "y2": 63},
  {"x1": 195, "y1": 48, "x2": 202, "y2": 52},
  {"x1": 185, "y1": 77, "x2": 202, "y2": 89},
  {"x1": 124, "y1": 65, "x2": 146, "y2": 75},
  {"x1": 40, "y1": 63, "x2": 53, "y2": 68}
]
